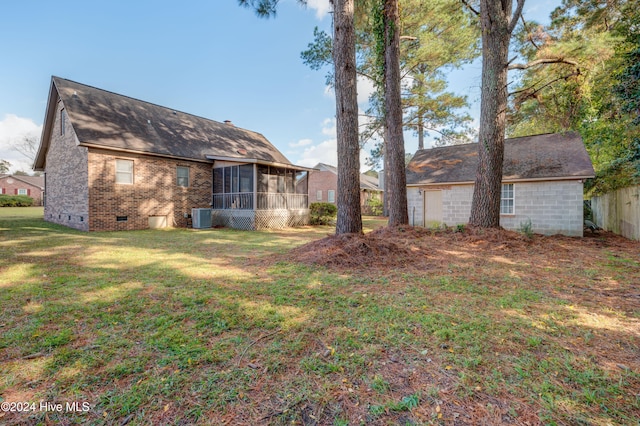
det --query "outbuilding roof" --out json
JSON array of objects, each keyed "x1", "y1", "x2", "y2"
[
  {"x1": 35, "y1": 77, "x2": 291, "y2": 170},
  {"x1": 406, "y1": 132, "x2": 595, "y2": 185}
]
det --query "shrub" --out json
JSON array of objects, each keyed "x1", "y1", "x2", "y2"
[
  {"x1": 364, "y1": 195, "x2": 384, "y2": 216},
  {"x1": 0, "y1": 195, "x2": 34, "y2": 207},
  {"x1": 518, "y1": 218, "x2": 534, "y2": 238},
  {"x1": 309, "y1": 202, "x2": 337, "y2": 225}
]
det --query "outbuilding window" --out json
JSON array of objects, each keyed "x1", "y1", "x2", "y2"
[
  {"x1": 328, "y1": 190, "x2": 335, "y2": 203},
  {"x1": 115, "y1": 159, "x2": 134, "y2": 184},
  {"x1": 500, "y1": 183, "x2": 514, "y2": 214}
]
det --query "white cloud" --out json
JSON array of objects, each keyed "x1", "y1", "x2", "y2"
[
  {"x1": 321, "y1": 117, "x2": 336, "y2": 136},
  {"x1": 0, "y1": 114, "x2": 42, "y2": 173},
  {"x1": 292, "y1": 116, "x2": 368, "y2": 170},
  {"x1": 306, "y1": 0, "x2": 332, "y2": 20},
  {"x1": 323, "y1": 85, "x2": 334, "y2": 99},
  {"x1": 322, "y1": 76, "x2": 377, "y2": 110},
  {"x1": 357, "y1": 76, "x2": 376, "y2": 108},
  {"x1": 289, "y1": 138, "x2": 313, "y2": 148},
  {"x1": 297, "y1": 137, "x2": 338, "y2": 168}
]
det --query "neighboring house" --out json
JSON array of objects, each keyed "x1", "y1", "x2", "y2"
[
  {"x1": 0, "y1": 174, "x2": 45, "y2": 206},
  {"x1": 406, "y1": 132, "x2": 595, "y2": 236},
  {"x1": 33, "y1": 77, "x2": 310, "y2": 231},
  {"x1": 308, "y1": 163, "x2": 384, "y2": 215}
]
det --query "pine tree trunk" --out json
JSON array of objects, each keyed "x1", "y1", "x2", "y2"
[
  {"x1": 469, "y1": 0, "x2": 514, "y2": 228},
  {"x1": 382, "y1": 132, "x2": 389, "y2": 217},
  {"x1": 333, "y1": 0, "x2": 363, "y2": 234},
  {"x1": 384, "y1": 0, "x2": 409, "y2": 226}
]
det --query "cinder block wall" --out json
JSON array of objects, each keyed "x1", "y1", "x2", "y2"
[
  {"x1": 499, "y1": 181, "x2": 584, "y2": 236},
  {"x1": 407, "y1": 187, "x2": 424, "y2": 226},
  {"x1": 443, "y1": 185, "x2": 474, "y2": 225},
  {"x1": 409, "y1": 181, "x2": 584, "y2": 236},
  {"x1": 44, "y1": 101, "x2": 90, "y2": 231},
  {"x1": 88, "y1": 150, "x2": 212, "y2": 231}
]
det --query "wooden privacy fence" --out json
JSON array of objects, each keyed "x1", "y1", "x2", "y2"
[{"x1": 591, "y1": 185, "x2": 640, "y2": 241}]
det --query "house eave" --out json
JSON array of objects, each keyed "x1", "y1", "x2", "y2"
[
  {"x1": 407, "y1": 175, "x2": 596, "y2": 187},
  {"x1": 33, "y1": 78, "x2": 60, "y2": 171},
  {"x1": 205, "y1": 155, "x2": 315, "y2": 171}
]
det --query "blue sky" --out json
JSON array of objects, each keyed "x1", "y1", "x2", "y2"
[{"x1": 0, "y1": 0, "x2": 559, "y2": 173}]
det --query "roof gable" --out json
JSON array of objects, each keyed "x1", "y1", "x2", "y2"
[
  {"x1": 35, "y1": 77, "x2": 291, "y2": 170},
  {"x1": 406, "y1": 132, "x2": 595, "y2": 185},
  {"x1": 312, "y1": 163, "x2": 380, "y2": 190}
]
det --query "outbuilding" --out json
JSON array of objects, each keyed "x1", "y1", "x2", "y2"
[{"x1": 406, "y1": 132, "x2": 595, "y2": 236}]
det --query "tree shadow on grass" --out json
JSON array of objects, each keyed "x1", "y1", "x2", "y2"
[{"x1": 1, "y1": 218, "x2": 639, "y2": 425}]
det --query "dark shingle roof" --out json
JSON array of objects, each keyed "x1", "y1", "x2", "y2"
[
  {"x1": 406, "y1": 132, "x2": 595, "y2": 185},
  {"x1": 48, "y1": 77, "x2": 290, "y2": 164}
]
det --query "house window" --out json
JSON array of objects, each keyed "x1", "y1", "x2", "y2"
[
  {"x1": 328, "y1": 190, "x2": 335, "y2": 203},
  {"x1": 177, "y1": 166, "x2": 189, "y2": 187},
  {"x1": 115, "y1": 159, "x2": 134, "y2": 184},
  {"x1": 500, "y1": 183, "x2": 514, "y2": 214},
  {"x1": 18, "y1": 189, "x2": 28, "y2": 195},
  {"x1": 316, "y1": 190, "x2": 322, "y2": 201}
]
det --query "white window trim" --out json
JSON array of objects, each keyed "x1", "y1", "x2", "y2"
[
  {"x1": 328, "y1": 190, "x2": 335, "y2": 203},
  {"x1": 18, "y1": 189, "x2": 28, "y2": 195},
  {"x1": 316, "y1": 190, "x2": 322, "y2": 201},
  {"x1": 115, "y1": 159, "x2": 134, "y2": 184},
  {"x1": 500, "y1": 183, "x2": 515, "y2": 215},
  {"x1": 177, "y1": 166, "x2": 190, "y2": 187}
]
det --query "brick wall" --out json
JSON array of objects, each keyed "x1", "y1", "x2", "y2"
[
  {"x1": 308, "y1": 170, "x2": 337, "y2": 203},
  {"x1": 88, "y1": 149, "x2": 212, "y2": 231},
  {"x1": 0, "y1": 177, "x2": 44, "y2": 206},
  {"x1": 308, "y1": 170, "x2": 381, "y2": 212},
  {"x1": 44, "y1": 101, "x2": 90, "y2": 231}
]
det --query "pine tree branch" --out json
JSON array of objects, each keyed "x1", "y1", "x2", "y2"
[
  {"x1": 520, "y1": 15, "x2": 540, "y2": 50},
  {"x1": 509, "y1": 70, "x2": 581, "y2": 98},
  {"x1": 459, "y1": 0, "x2": 479, "y2": 16},
  {"x1": 509, "y1": 57, "x2": 579, "y2": 70},
  {"x1": 508, "y1": 0, "x2": 526, "y2": 34}
]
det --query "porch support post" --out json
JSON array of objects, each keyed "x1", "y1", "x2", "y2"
[{"x1": 253, "y1": 163, "x2": 258, "y2": 210}]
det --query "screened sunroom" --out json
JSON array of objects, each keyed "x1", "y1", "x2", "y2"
[{"x1": 208, "y1": 158, "x2": 310, "y2": 230}]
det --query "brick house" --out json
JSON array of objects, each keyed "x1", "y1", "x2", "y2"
[
  {"x1": 406, "y1": 132, "x2": 595, "y2": 236},
  {"x1": 308, "y1": 163, "x2": 383, "y2": 215},
  {"x1": 33, "y1": 77, "x2": 310, "y2": 231},
  {"x1": 0, "y1": 174, "x2": 45, "y2": 206}
]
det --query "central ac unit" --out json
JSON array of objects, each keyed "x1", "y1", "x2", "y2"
[{"x1": 192, "y1": 208, "x2": 212, "y2": 229}]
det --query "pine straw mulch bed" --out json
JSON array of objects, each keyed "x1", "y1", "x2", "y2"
[{"x1": 286, "y1": 225, "x2": 640, "y2": 314}]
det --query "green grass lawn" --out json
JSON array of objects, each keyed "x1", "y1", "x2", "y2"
[
  {"x1": 0, "y1": 214, "x2": 638, "y2": 425},
  {"x1": 0, "y1": 207, "x2": 44, "y2": 219}
]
